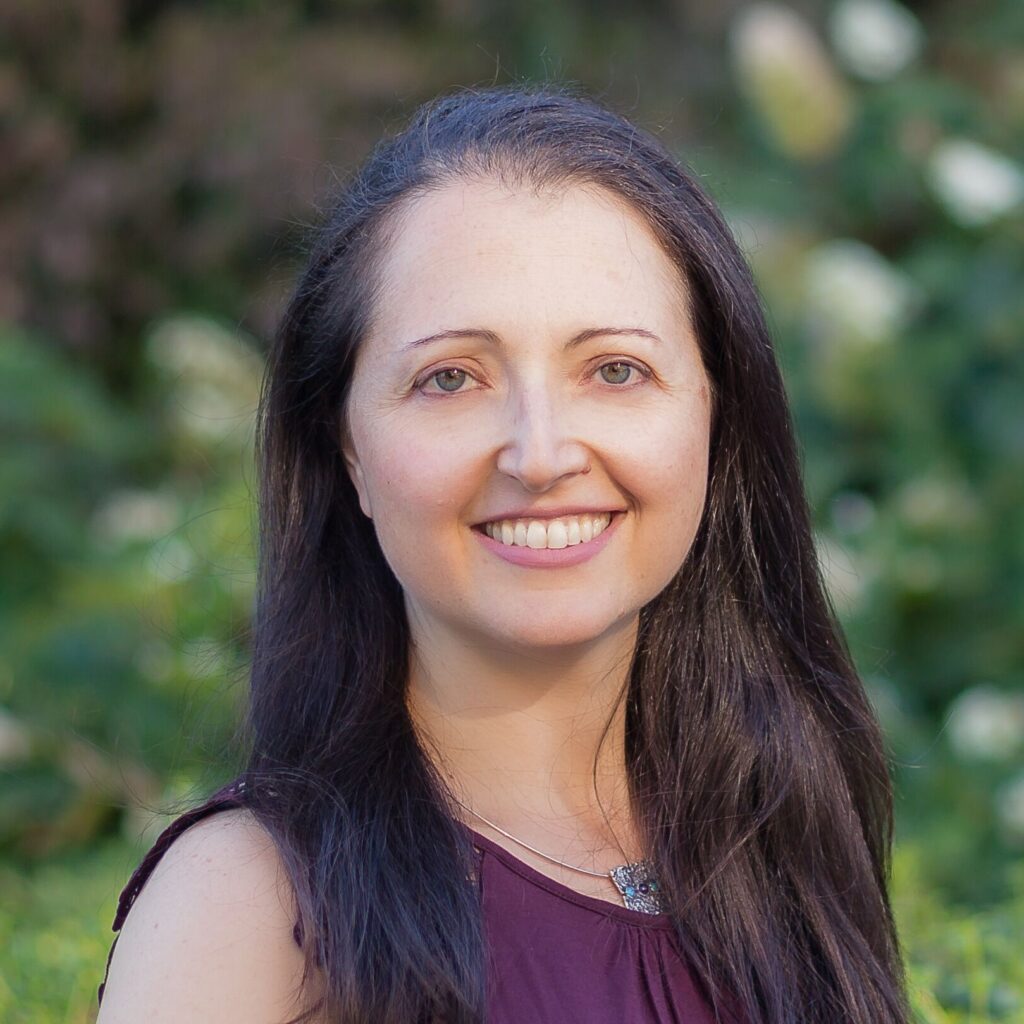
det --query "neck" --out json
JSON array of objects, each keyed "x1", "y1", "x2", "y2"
[{"x1": 404, "y1": 607, "x2": 640, "y2": 847}]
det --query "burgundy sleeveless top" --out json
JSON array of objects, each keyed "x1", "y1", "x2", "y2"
[{"x1": 97, "y1": 782, "x2": 727, "y2": 1022}]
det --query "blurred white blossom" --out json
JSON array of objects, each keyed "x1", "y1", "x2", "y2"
[
  {"x1": 927, "y1": 138, "x2": 1024, "y2": 227},
  {"x1": 731, "y1": 3, "x2": 852, "y2": 160},
  {"x1": 147, "y1": 314, "x2": 263, "y2": 382},
  {"x1": 829, "y1": 0, "x2": 924, "y2": 81},
  {"x1": 896, "y1": 474, "x2": 980, "y2": 532},
  {"x1": 144, "y1": 536, "x2": 196, "y2": 584},
  {"x1": 947, "y1": 684, "x2": 1024, "y2": 761},
  {"x1": 92, "y1": 488, "x2": 181, "y2": 544},
  {"x1": 803, "y1": 239, "x2": 923, "y2": 347},
  {"x1": 146, "y1": 314, "x2": 262, "y2": 440},
  {"x1": 815, "y1": 532, "x2": 872, "y2": 613}
]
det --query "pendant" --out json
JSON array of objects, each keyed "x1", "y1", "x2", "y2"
[{"x1": 608, "y1": 860, "x2": 667, "y2": 914}]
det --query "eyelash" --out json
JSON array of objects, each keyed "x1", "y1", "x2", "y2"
[{"x1": 414, "y1": 359, "x2": 653, "y2": 396}]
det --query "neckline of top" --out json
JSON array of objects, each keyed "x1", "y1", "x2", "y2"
[
  {"x1": 213, "y1": 783, "x2": 674, "y2": 929},
  {"x1": 460, "y1": 821, "x2": 675, "y2": 929}
]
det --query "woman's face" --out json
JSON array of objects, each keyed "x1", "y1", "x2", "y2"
[{"x1": 342, "y1": 177, "x2": 712, "y2": 651}]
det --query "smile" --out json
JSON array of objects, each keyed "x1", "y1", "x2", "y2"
[
  {"x1": 472, "y1": 512, "x2": 625, "y2": 569},
  {"x1": 480, "y1": 512, "x2": 613, "y2": 549}
]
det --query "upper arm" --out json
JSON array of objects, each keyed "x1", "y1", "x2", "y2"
[{"x1": 97, "y1": 807, "x2": 324, "y2": 1024}]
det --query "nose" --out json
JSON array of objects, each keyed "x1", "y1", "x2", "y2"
[{"x1": 494, "y1": 383, "x2": 592, "y2": 491}]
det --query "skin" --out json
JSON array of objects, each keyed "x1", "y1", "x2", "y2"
[
  {"x1": 342, "y1": 177, "x2": 712, "y2": 901},
  {"x1": 96, "y1": 808, "x2": 323, "y2": 1024}
]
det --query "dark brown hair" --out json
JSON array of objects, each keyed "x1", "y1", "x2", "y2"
[{"x1": 238, "y1": 81, "x2": 910, "y2": 1023}]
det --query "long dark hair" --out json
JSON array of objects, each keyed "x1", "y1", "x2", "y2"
[{"x1": 236, "y1": 82, "x2": 910, "y2": 1024}]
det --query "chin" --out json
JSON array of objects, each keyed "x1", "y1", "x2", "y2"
[{"x1": 484, "y1": 609, "x2": 632, "y2": 651}]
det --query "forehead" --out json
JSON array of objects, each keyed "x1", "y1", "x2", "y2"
[{"x1": 367, "y1": 178, "x2": 691, "y2": 344}]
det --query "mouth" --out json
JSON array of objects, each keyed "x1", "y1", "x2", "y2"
[{"x1": 471, "y1": 510, "x2": 626, "y2": 550}]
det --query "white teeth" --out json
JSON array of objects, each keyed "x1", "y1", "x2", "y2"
[
  {"x1": 483, "y1": 513, "x2": 614, "y2": 549},
  {"x1": 546, "y1": 520, "x2": 569, "y2": 549}
]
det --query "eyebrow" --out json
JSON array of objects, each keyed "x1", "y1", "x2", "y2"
[{"x1": 402, "y1": 326, "x2": 664, "y2": 351}]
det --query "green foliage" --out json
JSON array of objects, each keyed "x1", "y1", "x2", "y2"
[
  {"x1": 0, "y1": 837, "x2": 136, "y2": 1024},
  {"x1": 0, "y1": 321, "x2": 258, "y2": 855},
  {"x1": 894, "y1": 845, "x2": 1024, "y2": 1022}
]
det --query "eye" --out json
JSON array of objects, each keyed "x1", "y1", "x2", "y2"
[
  {"x1": 414, "y1": 359, "x2": 652, "y2": 396},
  {"x1": 416, "y1": 367, "x2": 481, "y2": 395},
  {"x1": 597, "y1": 360, "x2": 650, "y2": 386}
]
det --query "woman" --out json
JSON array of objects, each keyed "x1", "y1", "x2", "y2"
[{"x1": 96, "y1": 83, "x2": 910, "y2": 1023}]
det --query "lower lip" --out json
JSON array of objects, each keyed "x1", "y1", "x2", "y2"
[{"x1": 471, "y1": 513, "x2": 625, "y2": 568}]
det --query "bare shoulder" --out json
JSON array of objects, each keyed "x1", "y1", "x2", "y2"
[{"x1": 97, "y1": 806, "x2": 325, "y2": 1024}]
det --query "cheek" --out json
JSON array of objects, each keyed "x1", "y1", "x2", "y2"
[
  {"x1": 632, "y1": 414, "x2": 711, "y2": 532},
  {"x1": 358, "y1": 434, "x2": 469, "y2": 595},
  {"x1": 363, "y1": 427, "x2": 474, "y2": 524}
]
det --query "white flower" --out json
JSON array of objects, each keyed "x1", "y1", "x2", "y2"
[
  {"x1": 146, "y1": 315, "x2": 263, "y2": 441},
  {"x1": 896, "y1": 475, "x2": 980, "y2": 531},
  {"x1": 829, "y1": 0, "x2": 924, "y2": 81},
  {"x1": 144, "y1": 536, "x2": 196, "y2": 584},
  {"x1": 92, "y1": 488, "x2": 180, "y2": 544},
  {"x1": 175, "y1": 379, "x2": 255, "y2": 441},
  {"x1": 815, "y1": 532, "x2": 871, "y2": 614},
  {"x1": 927, "y1": 138, "x2": 1024, "y2": 227},
  {"x1": 730, "y1": 3, "x2": 852, "y2": 160},
  {"x1": 146, "y1": 314, "x2": 263, "y2": 383},
  {"x1": 803, "y1": 239, "x2": 923, "y2": 347},
  {"x1": 947, "y1": 684, "x2": 1024, "y2": 762}
]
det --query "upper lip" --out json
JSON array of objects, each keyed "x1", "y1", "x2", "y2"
[{"x1": 473, "y1": 506, "x2": 626, "y2": 526}]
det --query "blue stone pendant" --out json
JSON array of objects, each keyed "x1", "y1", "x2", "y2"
[{"x1": 609, "y1": 860, "x2": 666, "y2": 914}]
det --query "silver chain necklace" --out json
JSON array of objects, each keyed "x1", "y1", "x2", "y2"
[{"x1": 455, "y1": 798, "x2": 667, "y2": 914}]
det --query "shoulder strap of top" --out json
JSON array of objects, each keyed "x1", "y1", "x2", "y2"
[{"x1": 96, "y1": 779, "x2": 251, "y2": 1008}]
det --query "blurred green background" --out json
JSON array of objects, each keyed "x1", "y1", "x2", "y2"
[{"x1": 1, "y1": 0, "x2": 1022, "y2": 1021}]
